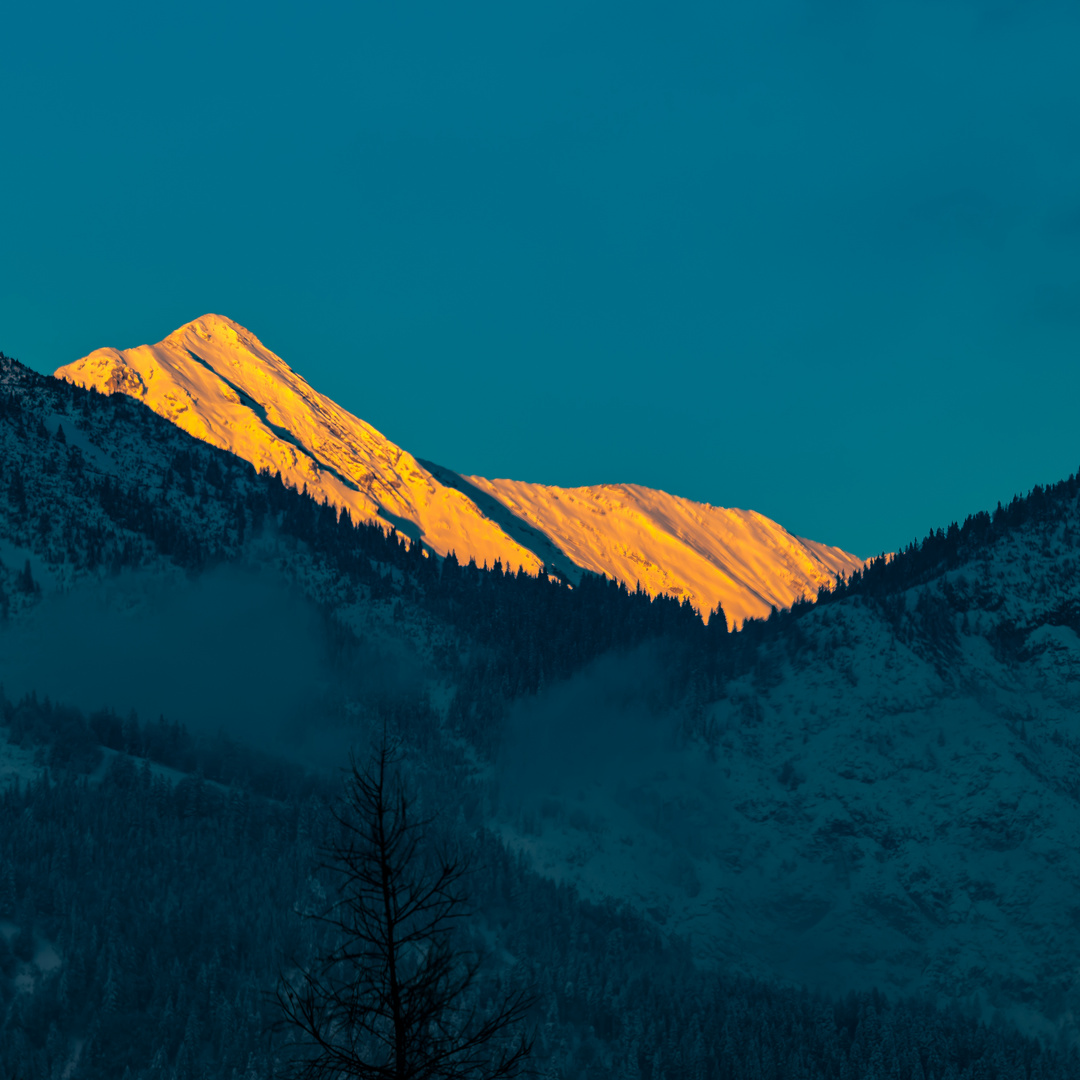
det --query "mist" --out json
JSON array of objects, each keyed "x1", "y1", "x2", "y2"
[
  {"x1": 0, "y1": 564, "x2": 415, "y2": 766},
  {"x1": 496, "y1": 643, "x2": 732, "y2": 877},
  {"x1": 500, "y1": 644, "x2": 673, "y2": 801}
]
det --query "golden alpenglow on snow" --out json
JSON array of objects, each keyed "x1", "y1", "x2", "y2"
[
  {"x1": 458, "y1": 478, "x2": 866, "y2": 629},
  {"x1": 54, "y1": 315, "x2": 542, "y2": 575},
  {"x1": 56, "y1": 315, "x2": 866, "y2": 625}
]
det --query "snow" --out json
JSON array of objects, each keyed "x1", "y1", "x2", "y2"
[
  {"x1": 0, "y1": 739, "x2": 41, "y2": 788},
  {"x1": 496, "y1": 514, "x2": 1080, "y2": 1039},
  {"x1": 0, "y1": 538, "x2": 57, "y2": 595},
  {"x1": 54, "y1": 314, "x2": 546, "y2": 575},
  {"x1": 465, "y1": 477, "x2": 867, "y2": 626},
  {"x1": 13, "y1": 337, "x2": 1080, "y2": 1036},
  {"x1": 55, "y1": 315, "x2": 866, "y2": 624}
]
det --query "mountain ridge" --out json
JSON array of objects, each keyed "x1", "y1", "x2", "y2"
[
  {"x1": 9, "y1": 345, "x2": 1080, "y2": 1040},
  {"x1": 54, "y1": 314, "x2": 867, "y2": 625}
]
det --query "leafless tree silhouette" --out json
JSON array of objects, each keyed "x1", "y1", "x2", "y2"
[{"x1": 277, "y1": 735, "x2": 533, "y2": 1080}]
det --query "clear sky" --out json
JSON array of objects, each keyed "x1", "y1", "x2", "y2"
[{"x1": 3, "y1": 2, "x2": 1079, "y2": 557}]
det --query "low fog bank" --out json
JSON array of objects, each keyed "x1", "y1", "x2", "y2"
[
  {"x1": 0, "y1": 564, "x2": 418, "y2": 769},
  {"x1": 499, "y1": 644, "x2": 675, "y2": 801},
  {"x1": 493, "y1": 643, "x2": 843, "y2": 986},
  {"x1": 496, "y1": 644, "x2": 735, "y2": 882}
]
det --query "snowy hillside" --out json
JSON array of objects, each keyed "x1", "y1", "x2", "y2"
[
  {"x1": 460, "y1": 476, "x2": 865, "y2": 628},
  {"x1": 55, "y1": 315, "x2": 865, "y2": 623},
  {"x1": 496, "y1": 484, "x2": 1080, "y2": 1040},
  {"x1": 11, "y1": 345, "x2": 1080, "y2": 1042}
]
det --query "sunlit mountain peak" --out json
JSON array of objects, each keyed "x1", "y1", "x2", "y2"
[
  {"x1": 55, "y1": 316, "x2": 867, "y2": 624},
  {"x1": 55, "y1": 315, "x2": 545, "y2": 575},
  {"x1": 168, "y1": 312, "x2": 253, "y2": 345}
]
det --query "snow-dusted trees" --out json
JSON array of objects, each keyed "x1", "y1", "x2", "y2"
[{"x1": 276, "y1": 735, "x2": 533, "y2": 1080}]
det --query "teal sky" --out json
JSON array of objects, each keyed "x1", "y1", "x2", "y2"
[{"x1": 3, "y1": 2, "x2": 1080, "y2": 557}]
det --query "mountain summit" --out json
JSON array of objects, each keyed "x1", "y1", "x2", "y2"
[
  {"x1": 55, "y1": 315, "x2": 865, "y2": 624},
  {"x1": 54, "y1": 314, "x2": 540, "y2": 575}
]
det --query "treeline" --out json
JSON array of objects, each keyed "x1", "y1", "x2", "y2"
[
  {"x1": 818, "y1": 472, "x2": 1080, "y2": 608},
  {"x1": 5, "y1": 350, "x2": 1080, "y2": 654},
  {"x1": 7, "y1": 350, "x2": 1080, "y2": 745},
  {"x1": 10, "y1": 350, "x2": 1080, "y2": 641},
  {"x1": 1, "y1": 692, "x2": 321, "y2": 804},
  {"x1": 688, "y1": 469, "x2": 1080, "y2": 694},
  {"x1": 1, "y1": 360, "x2": 713, "y2": 753}
]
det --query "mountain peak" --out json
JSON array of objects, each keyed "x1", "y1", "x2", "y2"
[
  {"x1": 55, "y1": 318, "x2": 867, "y2": 623},
  {"x1": 54, "y1": 319, "x2": 550, "y2": 576},
  {"x1": 168, "y1": 313, "x2": 285, "y2": 358},
  {"x1": 167, "y1": 312, "x2": 250, "y2": 339}
]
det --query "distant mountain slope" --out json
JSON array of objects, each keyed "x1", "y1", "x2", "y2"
[
  {"x1": 460, "y1": 476, "x2": 865, "y2": 629},
  {"x1": 55, "y1": 315, "x2": 865, "y2": 624}
]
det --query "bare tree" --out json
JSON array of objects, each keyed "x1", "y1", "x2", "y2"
[{"x1": 277, "y1": 734, "x2": 533, "y2": 1080}]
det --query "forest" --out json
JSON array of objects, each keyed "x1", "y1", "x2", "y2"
[
  {"x1": 3, "y1": 691, "x2": 1080, "y2": 1079},
  {"x1": 5, "y1": 352, "x2": 1080, "y2": 1075}
]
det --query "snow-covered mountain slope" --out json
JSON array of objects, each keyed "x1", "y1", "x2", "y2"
[
  {"x1": 460, "y1": 477, "x2": 865, "y2": 628},
  {"x1": 54, "y1": 315, "x2": 545, "y2": 576},
  {"x1": 496, "y1": 484, "x2": 1080, "y2": 1039},
  {"x1": 55, "y1": 315, "x2": 865, "y2": 623},
  {"x1": 14, "y1": 343, "x2": 1080, "y2": 1039}
]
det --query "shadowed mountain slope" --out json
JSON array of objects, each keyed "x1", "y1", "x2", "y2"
[
  {"x1": 10, "y1": 346, "x2": 1080, "y2": 1043},
  {"x1": 493, "y1": 471, "x2": 1080, "y2": 1041}
]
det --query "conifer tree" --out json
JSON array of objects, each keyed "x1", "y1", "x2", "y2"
[{"x1": 277, "y1": 735, "x2": 533, "y2": 1080}]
